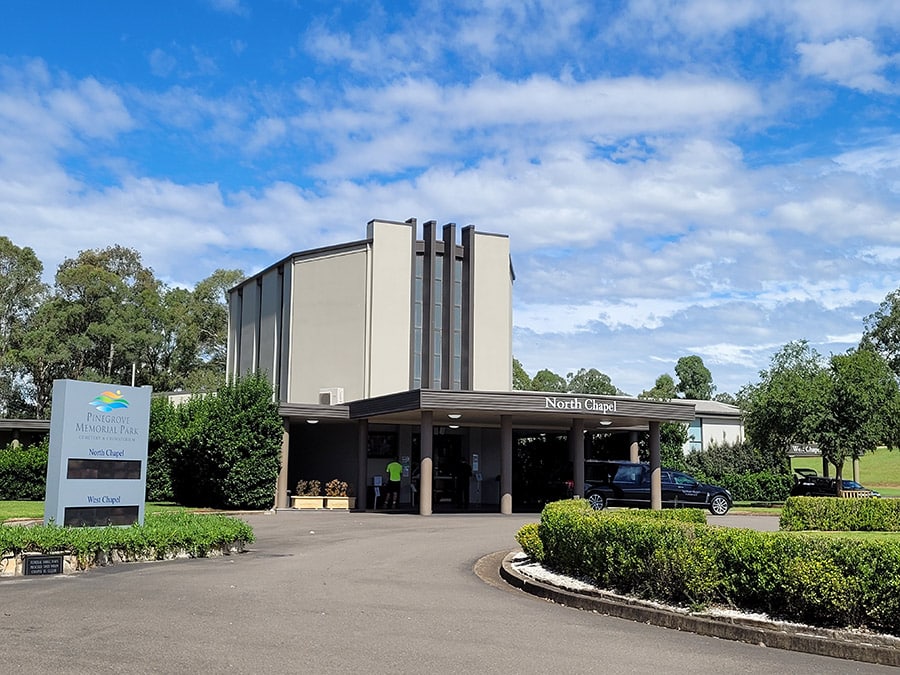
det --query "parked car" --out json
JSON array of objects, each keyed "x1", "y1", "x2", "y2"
[
  {"x1": 583, "y1": 460, "x2": 732, "y2": 515},
  {"x1": 789, "y1": 467, "x2": 880, "y2": 497}
]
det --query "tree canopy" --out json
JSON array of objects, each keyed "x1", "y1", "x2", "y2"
[
  {"x1": 742, "y1": 341, "x2": 899, "y2": 476},
  {"x1": 861, "y1": 288, "x2": 900, "y2": 378},
  {"x1": 0, "y1": 238, "x2": 243, "y2": 417}
]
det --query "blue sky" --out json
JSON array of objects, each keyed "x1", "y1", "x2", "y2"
[{"x1": 2, "y1": 1, "x2": 900, "y2": 397}]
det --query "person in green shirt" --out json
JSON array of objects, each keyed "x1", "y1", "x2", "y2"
[{"x1": 385, "y1": 459, "x2": 403, "y2": 508}]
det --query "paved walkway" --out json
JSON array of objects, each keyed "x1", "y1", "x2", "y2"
[{"x1": 0, "y1": 511, "x2": 892, "y2": 673}]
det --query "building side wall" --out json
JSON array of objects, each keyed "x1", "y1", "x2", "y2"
[
  {"x1": 257, "y1": 268, "x2": 283, "y2": 388},
  {"x1": 701, "y1": 418, "x2": 744, "y2": 450},
  {"x1": 367, "y1": 220, "x2": 415, "y2": 397},
  {"x1": 238, "y1": 280, "x2": 260, "y2": 376},
  {"x1": 470, "y1": 232, "x2": 513, "y2": 391},
  {"x1": 289, "y1": 249, "x2": 368, "y2": 404}
]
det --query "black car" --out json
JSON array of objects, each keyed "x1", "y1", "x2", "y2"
[
  {"x1": 789, "y1": 467, "x2": 880, "y2": 498},
  {"x1": 584, "y1": 460, "x2": 732, "y2": 515}
]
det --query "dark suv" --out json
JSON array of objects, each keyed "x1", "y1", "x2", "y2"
[
  {"x1": 789, "y1": 467, "x2": 880, "y2": 498},
  {"x1": 584, "y1": 460, "x2": 732, "y2": 515}
]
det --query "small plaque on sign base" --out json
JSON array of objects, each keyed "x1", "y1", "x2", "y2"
[{"x1": 23, "y1": 554, "x2": 64, "y2": 576}]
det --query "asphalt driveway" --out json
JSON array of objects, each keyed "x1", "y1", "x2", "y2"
[{"x1": 0, "y1": 511, "x2": 890, "y2": 674}]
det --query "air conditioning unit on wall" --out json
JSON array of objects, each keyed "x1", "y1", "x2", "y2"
[{"x1": 318, "y1": 387, "x2": 344, "y2": 405}]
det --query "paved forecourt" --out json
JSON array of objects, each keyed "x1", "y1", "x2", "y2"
[{"x1": 0, "y1": 511, "x2": 890, "y2": 674}]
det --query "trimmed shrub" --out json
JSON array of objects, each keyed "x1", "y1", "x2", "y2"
[
  {"x1": 534, "y1": 499, "x2": 900, "y2": 634},
  {"x1": 515, "y1": 522, "x2": 544, "y2": 562},
  {"x1": 0, "y1": 511, "x2": 254, "y2": 563},
  {"x1": 781, "y1": 496, "x2": 900, "y2": 531},
  {"x1": 0, "y1": 440, "x2": 48, "y2": 500}
]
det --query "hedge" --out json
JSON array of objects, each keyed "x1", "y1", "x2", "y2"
[
  {"x1": 781, "y1": 496, "x2": 900, "y2": 532},
  {"x1": 712, "y1": 471, "x2": 793, "y2": 502},
  {"x1": 523, "y1": 499, "x2": 900, "y2": 634},
  {"x1": 0, "y1": 442, "x2": 48, "y2": 500},
  {"x1": 0, "y1": 511, "x2": 254, "y2": 563}
]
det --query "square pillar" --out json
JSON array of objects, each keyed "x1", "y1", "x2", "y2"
[
  {"x1": 649, "y1": 421, "x2": 661, "y2": 510},
  {"x1": 419, "y1": 411, "x2": 433, "y2": 516},
  {"x1": 569, "y1": 419, "x2": 585, "y2": 499},
  {"x1": 275, "y1": 420, "x2": 290, "y2": 509},
  {"x1": 357, "y1": 419, "x2": 369, "y2": 510}
]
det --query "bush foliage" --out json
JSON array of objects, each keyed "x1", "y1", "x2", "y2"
[
  {"x1": 529, "y1": 499, "x2": 900, "y2": 634},
  {"x1": 150, "y1": 375, "x2": 283, "y2": 510},
  {"x1": 0, "y1": 440, "x2": 48, "y2": 500},
  {"x1": 781, "y1": 496, "x2": 900, "y2": 531}
]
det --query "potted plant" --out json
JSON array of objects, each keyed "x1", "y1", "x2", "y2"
[
  {"x1": 291, "y1": 479, "x2": 324, "y2": 510},
  {"x1": 324, "y1": 479, "x2": 356, "y2": 510}
]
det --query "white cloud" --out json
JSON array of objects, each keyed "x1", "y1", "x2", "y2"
[{"x1": 797, "y1": 37, "x2": 892, "y2": 92}]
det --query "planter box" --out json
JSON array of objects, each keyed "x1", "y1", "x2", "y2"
[
  {"x1": 325, "y1": 496, "x2": 356, "y2": 510},
  {"x1": 291, "y1": 496, "x2": 325, "y2": 510}
]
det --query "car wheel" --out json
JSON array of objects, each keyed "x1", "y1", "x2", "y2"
[
  {"x1": 709, "y1": 494, "x2": 730, "y2": 515},
  {"x1": 587, "y1": 492, "x2": 606, "y2": 510}
]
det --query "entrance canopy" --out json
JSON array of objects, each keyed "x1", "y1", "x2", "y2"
[{"x1": 347, "y1": 389, "x2": 696, "y2": 431}]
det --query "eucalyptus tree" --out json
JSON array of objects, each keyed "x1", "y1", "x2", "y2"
[
  {"x1": 0, "y1": 237, "x2": 48, "y2": 416},
  {"x1": 512, "y1": 358, "x2": 532, "y2": 391}
]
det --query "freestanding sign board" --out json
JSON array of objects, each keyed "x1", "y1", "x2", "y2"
[{"x1": 44, "y1": 380, "x2": 152, "y2": 527}]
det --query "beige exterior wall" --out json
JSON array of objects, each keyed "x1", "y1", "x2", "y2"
[
  {"x1": 366, "y1": 220, "x2": 415, "y2": 397},
  {"x1": 288, "y1": 248, "x2": 368, "y2": 404},
  {"x1": 470, "y1": 231, "x2": 513, "y2": 391},
  {"x1": 700, "y1": 418, "x2": 744, "y2": 449}
]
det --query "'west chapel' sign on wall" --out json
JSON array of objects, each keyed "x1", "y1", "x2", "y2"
[{"x1": 44, "y1": 380, "x2": 151, "y2": 527}]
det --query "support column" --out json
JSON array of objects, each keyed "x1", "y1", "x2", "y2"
[
  {"x1": 629, "y1": 431, "x2": 640, "y2": 463},
  {"x1": 569, "y1": 419, "x2": 585, "y2": 500},
  {"x1": 649, "y1": 421, "x2": 661, "y2": 510},
  {"x1": 275, "y1": 420, "x2": 290, "y2": 509},
  {"x1": 500, "y1": 415, "x2": 513, "y2": 514},
  {"x1": 357, "y1": 419, "x2": 369, "y2": 510},
  {"x1": 853, "y1": 457, "x2": 860, "y2": 483},
  {"x1": 419, "y1": 411, "x2": 433, "y2": 516}
]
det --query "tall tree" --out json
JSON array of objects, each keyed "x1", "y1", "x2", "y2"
[
  {"x1": 675, "y1": 355, "x2": 715, "y2": 400},
  {"x1": 0, "y1": 238, "x2": 47, "y2": 415},
  {"x1": 861, "y1": 288, "x2": 900, "y2": 377}
]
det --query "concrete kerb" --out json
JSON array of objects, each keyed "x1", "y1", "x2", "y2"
[{"x1": 496, "y1": 551, "x2": 900, "y2": 668}]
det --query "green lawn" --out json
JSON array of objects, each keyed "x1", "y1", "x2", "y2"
[{"x1": 0, "y1": 501, "x2": 191, "y2": 523}]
